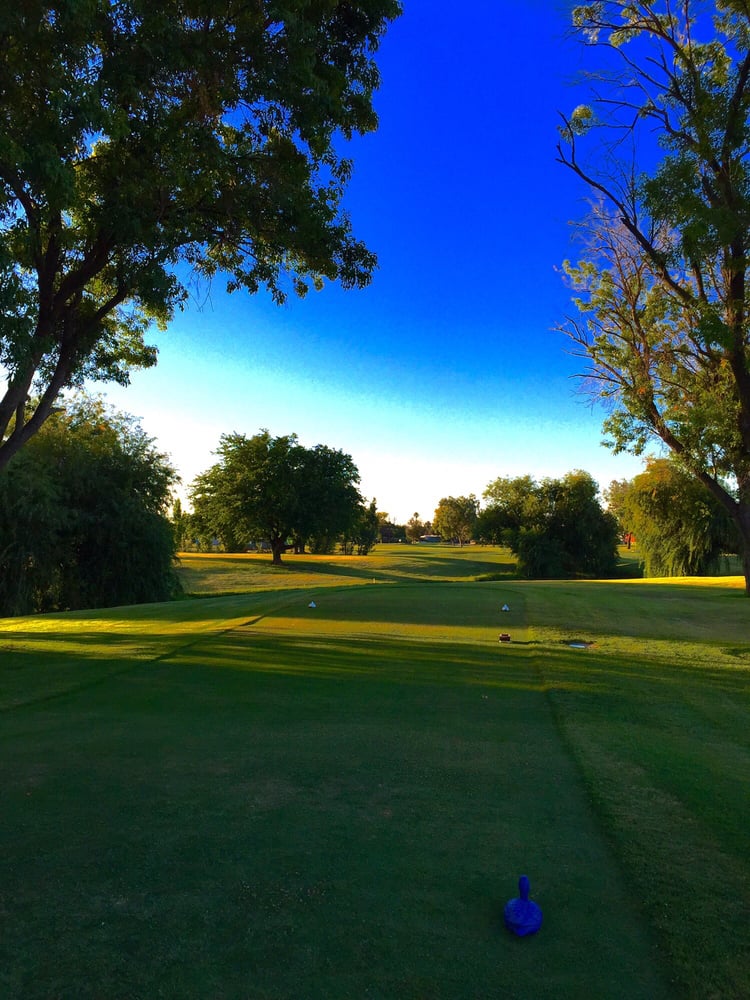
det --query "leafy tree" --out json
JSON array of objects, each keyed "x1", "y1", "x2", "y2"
[
  {"x1": 557, "y1": 2, "x2": 750, "y2": 592},
  {"x1": 0, "y1": 1, "x2": 401, "y2": 470},
  {"x1": 405, "y1": 513, "x2": 425, "y2": 543},
  {"x1": 352, "y1": 498, "x2": 380, "y2": 555},
  {"x1": 299, "y1": 445, "x2": 363, "y2": 554},
  {"x1": 189, "y1": 430, "x2": 363, "y2": 564},
  {"x1": 603, "y1": 478, "x2": 633, "y2": 543},
  {"x1": 0, "y1": 395, "x2": 179, "y2": 614},
  {"x1": 480, "y1": 471, "x2": 619, "y2": 578},
  {"x1": 480, "y1": 475, "x2": 540, "y2": 545},
  {"x1": 624, "y1": 458, "x2": 738, "y2": 577},
  {"x1": 433, "y1": 495, "x2": 478, "y2": 546},
  {"x1": 171, "y1": 497, "x2": 188, "y2": 550},
  {"x1": 473, "y1": 506, "x2": 506, "y2": 544}
]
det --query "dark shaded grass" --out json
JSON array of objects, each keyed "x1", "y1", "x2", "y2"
[
  {"x1": 490, "y1": 582, "x2": 750, "y2": 1000},
  {"x1": 176, "y1": 545, "x2": 519, "y2": 596},
  {"x1": 0, "y1": 605, "x2": 672, "y2": 1000},
  {"x1": 539, "y1": 643, "x2": 750, "y2": 1000}
]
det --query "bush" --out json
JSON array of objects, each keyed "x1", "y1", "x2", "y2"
[{"x1": 0, "y1": 396, "x2": 180, "y2": 615}]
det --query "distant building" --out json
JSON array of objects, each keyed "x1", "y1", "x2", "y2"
[{"x1": 419, "y1": 534, "x2": 442, "y2": 543}]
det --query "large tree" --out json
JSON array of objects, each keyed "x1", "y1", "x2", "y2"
[
  {"x1": 432, "y1": 495, "x2": 478, "y2": 546},
  {"x1": 0, "y1": 0, "x2": 400, "y2": 469},
  {"x1": 557, "y1": 1, "x2": 750, "y2": 592},
  {"x1": 189, "y1": 430, "x2": 363, "y2": 564}
]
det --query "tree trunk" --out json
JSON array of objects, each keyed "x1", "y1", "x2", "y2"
[
  {"x1": 271, "y1": 537, "x2": 285, "y2": 565},
  {"x1": 737, "y1": 505, "x2": 750, "y2": 596}
]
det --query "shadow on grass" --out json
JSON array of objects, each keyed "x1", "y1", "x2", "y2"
[
  {"x1": 1, "y1": 624, "x2": 677, "y2": 1000},
  {"x1": 535, "y1": 641, "x2": 750, "y2": 1000},
  {"x1": 178, "y1": 550, "x2": 519, "y2": 586}
]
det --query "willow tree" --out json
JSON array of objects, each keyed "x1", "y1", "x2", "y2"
[
  {"x1": 624, "y1": 458, "x2": 738, "y2": 576},
  {"x1": 0, "y1": 1, "x2": 400, "y2": 469},
  {"x1": 557, "y1": 1, "x2": 750, "y2": 592}
]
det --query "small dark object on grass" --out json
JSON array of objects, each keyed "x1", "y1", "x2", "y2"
[
  {"x1": 498, "y1": 633, "x2": 511, "y2": 643},
  {"x1": 504, "y1": 875, "x2": 542, "y2": 937}
]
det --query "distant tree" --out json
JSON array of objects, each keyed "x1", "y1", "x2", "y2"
[
  {"x1": 0, "y1": 396, "x2": 179, "y2": 615},
  {"x1": 433, "y1": 495, "x2": 478, "y2": 546},
  {"x1": 533, "y1": 471, "x2": 619, "y2": 578},
  {"x1": 480, "y1": 475, "x2": 540, "y2": 545},
  {"x1": 624, "y1": 459, "x2": 738, "y2": 577},
  {"x1": 189, "y1": 431, "x2": 363, "y2": 564},
  {"x1": 377, "y1": 512, "x2": 406, "y2": 543},
  {"x1": 603, "y1": 479, "x2": 633, "y2": 543},
  {"x1": 352, "y1": 499, "x2": 380, "y2": 555},
  {"x1": 171, "y1": 497, "x2": 187, "y2": 550},
  {"x1": 405, "y1": 513, "x2": 425, "y2": 543},
  {"x1": 0, "y1": 1, "x2": 401, "y2": 470},
  {"x1": 473, "y1": 506, "x2": 504, "y2": 544},
  {"x1": 299, "y1": 445, "x2": 363, "y2": 554},
  {"x1": 481, "y1": 471, "x2": 619, "y2": 578}
]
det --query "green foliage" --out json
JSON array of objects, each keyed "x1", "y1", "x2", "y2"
[
  {"x1": 482, "y1": 471, "x2": 619, "y2": 578},
  {"x1": 624, "y1": 458, "x2": 738, "y2": 576},
  {"x1": 189, "y1": 430, "x2": 363, "y2": 564},
  {"x1": 432, "y1": 495, "x2": 478, "y2": 545},
  {"x1": 0, "y1": 395, "x2": 179, "y2": 614},
  {"x1": 479, "y1": 474, "x2": 540, "y2": 545},
  {"x1": 558, "y1": 1, "x2": 750, "y2": 591},
  {"x1": 405, "y1": 512, "x2": 425, "y2": 543},
  {"x1": 351, "y1": 498, "x2": 380, "y2": 555},
  {"x1": 0, "y1": 0, "x2": 401, "y2": 468},
  {"x1": 515, "y1": 530, "x2": 567, "y2": 579},
  {"x1": 603, "y1": 478, "x2": 633, "y2": 537},
  {"x1": 376, "y1": 512, "x2": 406, "y2": 543}
]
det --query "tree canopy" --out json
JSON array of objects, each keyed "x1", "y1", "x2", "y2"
[
  {"x1": 432, "y1": 495, "x2": 478, "y2": 546},
  {"x1": 481, "y1": 471, "x2": 619, "y2": 578},
  {"x1": 624, "y1": 458, "x2": 738, "y2": 577},
  {"x1": 0, "y1": 0, "x2": 401, "y2": 469},
  {"x1": 0, "y1": 394, "x2": 179, "y2": 614},
  {"x1": 558, "y1": 1, "x2": 750, "y2": 592},
  {"x1": 189, "y1": 429, "x2": 365, "y2": 563}
]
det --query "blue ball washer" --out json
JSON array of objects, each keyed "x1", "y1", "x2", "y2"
[{"x1": 504, "y1": 875, "x2": 543, "y2": 936}]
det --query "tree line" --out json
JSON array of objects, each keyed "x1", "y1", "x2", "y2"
[
  {"x1": 185, "y1": 446, "x2": 735, "y2": 584},
  {"x1": 0, "y1": 393, "x2": 738, "y2": 618}
]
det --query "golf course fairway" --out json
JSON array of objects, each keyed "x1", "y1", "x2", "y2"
[{"x1": 0, "y1": 546, "x2": 748, "y2": 999}]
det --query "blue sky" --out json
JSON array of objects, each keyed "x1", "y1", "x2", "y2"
[{"x1": 99, "y1": 0, "x2": 652, "y2": 523}]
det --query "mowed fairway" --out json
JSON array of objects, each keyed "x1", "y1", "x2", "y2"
[{"x1": 0, "y1": 547, "x2": 748, "y2": 999}]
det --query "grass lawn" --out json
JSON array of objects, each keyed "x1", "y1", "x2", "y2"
[{"x1": 1, "y1": 546, "x2": 748, "y2": 998}]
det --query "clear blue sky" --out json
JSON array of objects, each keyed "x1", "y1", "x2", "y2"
[{"x1": 99, "y1": 0, "x2": 651, "y2": 524}]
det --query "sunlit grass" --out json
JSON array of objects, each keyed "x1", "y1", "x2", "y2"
[{"x1": 176, "y1": 543, "x2": 519, "y2": 594}]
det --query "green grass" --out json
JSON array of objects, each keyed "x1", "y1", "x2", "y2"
[
  {"x1": 174, "y1": 544, "x2": 520, "y2": 595},
  {"x1": 1, "y1": 545, "x2": 748, "y2": 998}
]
